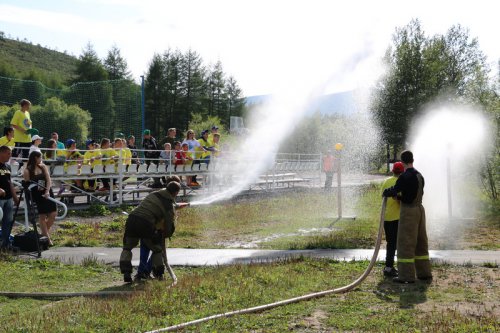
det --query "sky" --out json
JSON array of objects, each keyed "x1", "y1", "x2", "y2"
[{"x1": 0, "y1": 0, "x2": 498, "y2": 97}]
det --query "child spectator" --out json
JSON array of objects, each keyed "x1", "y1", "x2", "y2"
[
  {"x1": 142, "y1": 129, "x2": 162, "y2": 188},
  {"x1": 98, "y1": 138, "x2": 117, "y2": 191},
  {"x1": 183, "y1": 129, "x2": 202, "y2": 186},
  {"x1": 29, "y1": 134, "x2": 43, "y2": 157},
  {"x1": 44, "y1": 139, "x2": 57, "y2": 161},
  {"x1": 159, "y1": 143, "x2": 173, "y2": 171},
  {"x1": 380, "y1": 161, "x2": 405, "y2": 277},
  {"x1": 64, "y1": 139, "x2": 83, "y2": 190},
  {"x1": 182, "y1": 142, "x2": 194, "y2": 185},
  {"x1": 83, "y1": 139, "x2": 102, "y2": 191},
  {"x1": 127, "y1": 135, "x2": 140, "y2": 165},
  {"x1": 173, "y1": 141, "x2": 185, "y2": 170},
  {"x1": 0, "y1": 127, "x2": 15, "y2": 149}
]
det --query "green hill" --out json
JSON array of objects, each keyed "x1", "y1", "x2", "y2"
[{"x1": 0, "y1": 36, "x2": 78, "y2": 87}]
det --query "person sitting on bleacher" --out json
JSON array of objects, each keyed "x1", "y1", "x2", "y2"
[
  {"x1": 83, "y1": 139, "x2": 102, "y2": 191},
  {"x1": 127, "y1": 135, "x2": 140, "y2": 166},
  {"x1": 197, "y1": 130, "x2": 213, "y2": 165},
  {"x1": 159, "y1": 143, "x2": 173, "y2": 171},
  {"x1": 28, "y1": 134, "x2": 43, "y2": 157},
  {"x1": 98, "y1": 138, "x2": 117, "y2": 191},
  {"x1": 64, "y1": 139, "x2": 83, "y2": 190},
  {"x1": 181, "y1": 142, "x2": 194, "y2": 185},
  {"x1": 183, "y1": 129, "x2": 202, "y2": 186},
  {"x1": 0, "y1": 127, "x2": 15, "y2": 150}
]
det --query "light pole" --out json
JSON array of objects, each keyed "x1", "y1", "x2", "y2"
[{"x1": 330, "y1": 143, "x2": 356, "y2": 224}]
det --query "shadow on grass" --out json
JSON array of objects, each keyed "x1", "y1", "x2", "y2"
[{"x1": 375, "y1": 277, "x2": 431, "y2": 309}]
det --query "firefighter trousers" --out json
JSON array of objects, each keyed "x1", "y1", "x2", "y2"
[{"x1": 397, "y1": 204, "x2": 432, "y2": 282}]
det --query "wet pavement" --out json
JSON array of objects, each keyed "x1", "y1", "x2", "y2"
[{"x1": 40, "y1": 247, "x2": 499, "y2": 267}]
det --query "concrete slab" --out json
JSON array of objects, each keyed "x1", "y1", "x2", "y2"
[{"x1": 40, "y1": 247, "x2": 499, "y2": 267}]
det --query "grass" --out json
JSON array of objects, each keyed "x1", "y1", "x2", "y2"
[
  {"x1": 0, "y1": 255, "x2": 498, "y2": 332},
  {"x1": 33, "y1": 185, "x2": 499, "y2": 250}
]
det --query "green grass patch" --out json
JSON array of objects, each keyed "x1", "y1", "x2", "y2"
[
  {"x1": 44, "y1": 186, "x2": 499, "y2": 250},
  {"x1": 0, "y1": 255, "x2": 498, "y2": 332}
]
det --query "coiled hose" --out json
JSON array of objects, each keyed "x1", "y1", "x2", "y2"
[{"x1": 145, "y1": 197, "x2": 387, "y2": 333}]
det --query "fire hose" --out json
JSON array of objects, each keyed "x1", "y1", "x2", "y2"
[{"x1": 145, "y1": 197, "x2": 387, "y2": 333}]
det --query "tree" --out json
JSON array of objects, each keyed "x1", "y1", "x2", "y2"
[
  {"x1": 373, "y1": 19, "x2": 492, "y2": 166},
  {"x1": 177, "y1": 49, "x2": 206, "y2": 131},
  {"x1": 74, "y1": 43, "x2": 108, "y2": 82},
  {"x1": 67, "y1": 43, "x2": 114, "y2": 139},
  {"x1": 104, "y1": 45, "x2": 132, "y2": 80},
  {"x1": 373, "y1": 19, "x2": 426, "y2": 158},
  {"x1": 145, "y1": 53, "x2": 166, "y2": 137},
  {"x1": 225, "y1": 76, "x2": 245, "y2": 127}
]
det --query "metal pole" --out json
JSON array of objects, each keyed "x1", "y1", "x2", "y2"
[
  {"x1": 447, "y1": 156, "x2": 452, "y2": 221},
  {"x1": 140, "y1": 75, "x2": 145, "y2": 135},
  {"x1": 337, "y1": 151, "x2": 342, "y2": 219}
]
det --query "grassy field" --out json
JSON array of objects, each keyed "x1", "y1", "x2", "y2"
[
  {"x1": 39, "y1": 186, "x2": 499, "y2": 251},
  {"x1": 0, "y1": 255, "x2": 498, "y2": 333},
  {"x1": 2, "y1": 186, "x2": 498, "y2": 332}
]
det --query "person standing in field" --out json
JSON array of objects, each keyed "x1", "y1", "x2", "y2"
[
  {"x1": 380, "y1": 161, "x2": 404, "y2": 277},
  {"x1": 322, "y1": 150, "x2": 335, "y2": 189}
]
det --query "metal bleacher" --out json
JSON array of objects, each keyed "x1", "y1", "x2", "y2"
[{"x1": 10, "y1": 148, "x2": 322, "y2": 207}]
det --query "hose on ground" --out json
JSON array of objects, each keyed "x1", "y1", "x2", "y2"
[{"x1": 145, "y1": 197, "x2": 388, "y2": 333}]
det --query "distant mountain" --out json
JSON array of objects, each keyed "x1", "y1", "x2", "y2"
[{"x1": 245, "y1": 90, "x2": 365, "y2": 116}]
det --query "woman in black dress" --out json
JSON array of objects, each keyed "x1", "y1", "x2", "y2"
[{"x1": 23, "y1": 151, "x2": 57, "y2": 246}]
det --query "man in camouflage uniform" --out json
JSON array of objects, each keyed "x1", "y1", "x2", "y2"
[{"x1": 119, "y1": 181, "x2": 180, "y2": 283}]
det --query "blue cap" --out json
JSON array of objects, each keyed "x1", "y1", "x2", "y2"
[
  {"x1": 86, "y1": 139, "x2": 95, "y2": 146},
  {"x1": 66, "y1": 139, "x2": 76, "y2": 147}
]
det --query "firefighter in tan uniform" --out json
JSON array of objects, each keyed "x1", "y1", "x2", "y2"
[{"x1": 383, "y1": 150, "x2": 432, "y2": 283}]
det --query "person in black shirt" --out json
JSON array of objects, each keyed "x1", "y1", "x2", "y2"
[
  {"x1": 142, "y1": 129, "x2": 162, "y2": 188},
  {"x1": 0, "y1": 146, "x2": 20, "y2": 250},
  {"x1": 383, "y1": 150, "x2": 432, "y2": 283}
]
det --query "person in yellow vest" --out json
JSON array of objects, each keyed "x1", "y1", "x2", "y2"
[
  {"x1": 380, "y1": 161, "x2": 404, "y2": 277},
  {"x1": 83, "y1": 139, "x2": 102, "y2": 191},
  {"x1": 64, "y1": 139, "x2": 83, "y2": 190},
  {"x1": 322, "y1": 150, "x2": 335, "y2": 189},
  {"x1": 197, "y1": 130, "x2": 214, "y2": 164},
  {"x1": 207, "y1": 125, "x2": 219, "y2": 146},
  {"x1": 0, "y1": 127, "x2": 15, "y2": 150},
  {"x1": 211, "y1": 133, "x2": 221, "y2": 158},
  {"x1": 97, "y1": 138, "x2": 117, "y2": 191},
  {"x1": 383, "y1": 151, "x2": 432, "y2": 284},
  {"x1": 10, "y1": 99, "x2": 33, "y2": 165}
]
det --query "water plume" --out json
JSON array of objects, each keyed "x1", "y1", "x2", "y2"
[{"x1": 408, "y1": 103, "x2": 493, "y2": 245}]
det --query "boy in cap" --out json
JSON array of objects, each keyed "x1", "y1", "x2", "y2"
[
  {"x1": 83, "y1": 139, "x2": 102, "y2": 191},
  {"x1": 380, "y1": 161, "x2": 404, "y2": 277}
]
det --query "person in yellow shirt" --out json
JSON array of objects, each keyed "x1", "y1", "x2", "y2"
[
  {"x1": 10, "y1": 99, "x2": 33, "y2": 164},
  {"x1": 380, "y1": 161, "x2": 404, "y2": 277},
  {"x1": 98, "y1": 138, "x2": 117, "y2": 191},
  {"x1": 83, "y1": 139, "x2": 102, "y2": 191},
  {"x1": 207, "y1": 125, "x2": 219, "y2": 146},
  {"x1": 0, "y1": 127, "x2": 15, "y2": 150},
  {"x1": 64, "y1": 139, "x2": 83, "y2": 189}
]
